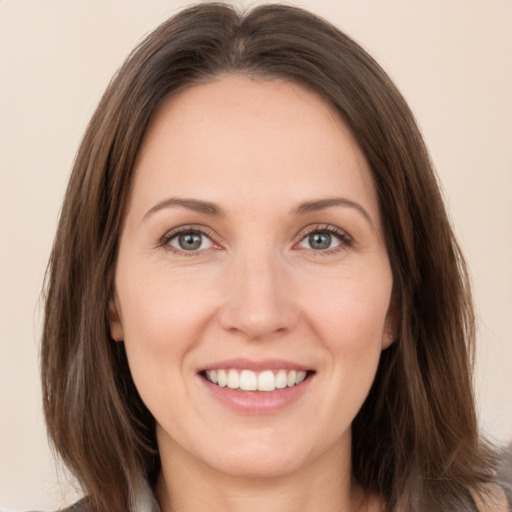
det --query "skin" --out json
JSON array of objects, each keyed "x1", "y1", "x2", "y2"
[{"x1": 110, "y1": 75, "x2": 393, "y2": 512}]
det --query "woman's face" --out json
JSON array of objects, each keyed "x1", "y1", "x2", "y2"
[{"x1": 111, "y1": 75, "x2": 395, "y2": 479}]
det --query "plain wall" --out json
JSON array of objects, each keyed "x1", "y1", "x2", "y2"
[{"x1": 1, "y1": 0, "x2": 511, "y2": 510}]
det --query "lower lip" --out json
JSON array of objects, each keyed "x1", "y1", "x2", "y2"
[{"x1": 200, "y1": 375, "x2": 312, "y2": 414}]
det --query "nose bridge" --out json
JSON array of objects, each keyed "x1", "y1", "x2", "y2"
[{"x1": 219, "y1": 242, "x2": 296, "y2": 340}]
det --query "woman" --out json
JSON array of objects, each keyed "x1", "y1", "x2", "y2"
[{"x1": 40, "y1": 3, "x2": 507, "y2": 511}]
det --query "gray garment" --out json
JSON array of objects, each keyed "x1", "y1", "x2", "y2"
[
  {"x1": 497, "y1": 442, "x2": 512, "y2": 510},
  {"x1": 58, "y1": 501, "x2": 88, "y2": 512}
]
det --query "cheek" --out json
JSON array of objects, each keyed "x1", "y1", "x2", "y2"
[
  {"x1": 303, "y1": 265, "x2": 393, "y2": 349},
  {"x1": 291, "y1": 266, "x2": 392, "y2": 443},
  {"x1": 118, "y1": 260, "x2": 217, "y2": 345},
  {"x1": 303, "y1": 264, "x2": 392, "y2": 400},
  {"x1": 114, "y1": 261, "x2": 220, "y2": 402}
]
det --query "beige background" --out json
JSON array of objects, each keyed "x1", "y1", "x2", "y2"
[{"x1": 1, "y1": 0, "x2": 511, "y2": 510}]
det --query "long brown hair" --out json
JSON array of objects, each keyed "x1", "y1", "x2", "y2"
[{"x1": 41, "y1": 3, "x2": 495, "y2": 511}]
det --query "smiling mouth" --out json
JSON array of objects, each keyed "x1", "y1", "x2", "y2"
[{"x1": 201, "y1": 368, "x2": 312, "y2": 392}]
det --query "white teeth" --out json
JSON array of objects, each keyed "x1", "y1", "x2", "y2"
[
  {"x1": 275, "y1": 369, "x2": 288, "y2": 389},
  {"x1": 239, "y1": 370, "x2": 258, "y2": 391},
  {"x1": 204, "y1": 368, "x2": 309, "y2": 391},
  {"x1": 258, "y1": 370, "x2": 276, "y2": 392},
  {"x1": 227, "y1": 369, "x2": 239, "y2": 389},
  {"x1": 217, "y1": 369, "x2": 227, "y2": 387}
]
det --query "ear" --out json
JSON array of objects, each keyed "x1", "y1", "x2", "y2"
[
  {"x1": 109, "y1": 296, "x2": 124, "y2": 342},
  {"x1": 381, "y1": 322, "x2": 395, "y2": 350},
  {"x1": 382, "y1": 289, "x2": 400, "y2": 350}
]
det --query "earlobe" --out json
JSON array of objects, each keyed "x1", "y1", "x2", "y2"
[
  {"x1": 381, "y1": 327, "x2": 395, "y2": 350},
  {"x1": 109, "y1": 297, "x2": 124, "y2": 342},
  {"x1": 382, "y1": 290, "x2": 400, "y2": 350}
]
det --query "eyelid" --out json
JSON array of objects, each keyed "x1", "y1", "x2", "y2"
[
  {"x1": 157, "y1": 223, "x2": 353, "y2": 256},
  {"x1": 294, "y1": 224, "x2": 353, "y2": 253},
  {"x1": 159, "y1": 224, "x2": 220, "y2": 254}
]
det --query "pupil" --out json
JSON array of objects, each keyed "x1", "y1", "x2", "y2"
[
  {"x1": 309, "y1": 232, "x2": 331, "y2": 250},
  {"x1": 179, "y1": 232, "x2": 202, "y2": 250}
]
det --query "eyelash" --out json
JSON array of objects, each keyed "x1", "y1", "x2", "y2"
[
  {"x1": 159, "y1": 224, "x2": 353, "y2": 256},
  {"x1": 298, "y1": 224, "x2": 353, "y2": 255},
  {"x1": 159, "y1": 225, "x2": 219, "y2": 257}
]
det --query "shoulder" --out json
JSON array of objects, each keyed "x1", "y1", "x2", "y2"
[
  {"x1": 55, "y1": 498, "x2": 89, "y2": 512},
  {"x1": 472, "y1": 484, "x2": 511, "y2": 512},
  {"x1": 471, "y1": 442, "x2": 512, "y2": 512},
  {"x1": 26, "y1": 500, "x2": 89, "y2": 512},
  {"x1": 496, "y1": 442, "x2": 512, "y2": 510}
]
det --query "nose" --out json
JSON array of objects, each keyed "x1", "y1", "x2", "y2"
[{"x1": 218, "y1": 248, "x2": 299, "y2": 341}]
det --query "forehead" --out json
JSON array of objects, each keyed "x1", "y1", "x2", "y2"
[{"x1": 130, "y1": 74, "x2": 379, "y2": 220}]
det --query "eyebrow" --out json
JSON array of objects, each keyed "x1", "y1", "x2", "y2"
[
  {"x1": 293, "y1": 198, "x2": 374, "y2": 228},
  {"x1": 143, "y1": 196, "x2": 374, "y2": 228},
  {"x1": 143, "y1": 197, "x2": 224, "y2": 220}
]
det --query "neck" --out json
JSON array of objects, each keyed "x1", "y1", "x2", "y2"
[{"x1": 155, "y1": 436, "x2": 380, "y2": 512}]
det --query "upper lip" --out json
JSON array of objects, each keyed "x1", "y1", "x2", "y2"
[{"x1": 198, "y1": 358, "x2": 312, "y2": 373}]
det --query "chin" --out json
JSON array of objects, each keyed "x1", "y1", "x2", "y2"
[
  {"x1": 197, "y1": 428, "x2": 342, "y2": 480},
  {"x1": 207, "y1": 450, "x2": 307, "y2": 480}
]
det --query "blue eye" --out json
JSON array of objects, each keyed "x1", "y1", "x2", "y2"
[{"x1": 168, "y1": 231, "x2": 213, "y2": 251}]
